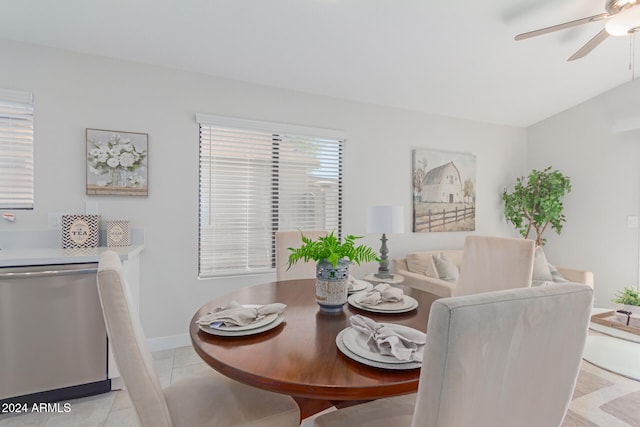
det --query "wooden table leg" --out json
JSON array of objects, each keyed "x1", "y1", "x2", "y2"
[
  {"x1": 293, "y1": 396, "x2": 335, "y2": 421},
  {"x1": 293, "y1": 396, "x2": 374, "y2": 422}
]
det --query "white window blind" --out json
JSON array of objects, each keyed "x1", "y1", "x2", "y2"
[
  {"x1": 198, "y1": 114, "x2": 344, "y2": 277},
  {"x1": 0, "y1": 88, "x2": 34, "y2": 209}
]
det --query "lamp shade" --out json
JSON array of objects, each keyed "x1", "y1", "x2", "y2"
[{"x1": 366, "y1": 206, "x2": 405, "y2": 234}]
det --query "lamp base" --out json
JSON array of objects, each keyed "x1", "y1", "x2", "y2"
[
  {"x1": 374, "y1": 233, "x2": 393, "y2": 280},
  {"x1": 374, "y1": 271, "x2": 394, "y2": 280}
]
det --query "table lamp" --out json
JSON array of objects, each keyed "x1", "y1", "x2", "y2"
[{"x1": 366, "y1": 205, "x2": 404, "y2": 279}]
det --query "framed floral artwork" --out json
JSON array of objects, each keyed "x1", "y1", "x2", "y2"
[{"x1": 86, "y1": 128, "x2": 148, "y2": 196}]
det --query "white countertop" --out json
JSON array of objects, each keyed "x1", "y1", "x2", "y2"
[
  {"x1": 0, "y1": 245, "x2": 145, "y2": 267},
  {"x1": 0, "y1": 228, "x2": 145, "y2": 267}
]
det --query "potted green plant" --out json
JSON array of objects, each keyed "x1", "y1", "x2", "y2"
[
  {"x1": 611, "y1": 286, "x2": 640, "y2": 315},
  {"x1": 502, "y1": 166, "x2": 571, "y2": 247},
  {"x1": 288, "y1": 231, "x2": 379, "y2": 313}
]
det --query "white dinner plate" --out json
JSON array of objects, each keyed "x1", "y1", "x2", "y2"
[
  {"x1": 348, "y1": 280, "x2": 373, "y2": 294},
  {"x1": 198, "y1": 304, "x2": 280, "y2": 331},
  {"x1": 341, "y1": 324, "x2": 424, "y2": 364},
  {"x1": 348, "y1": 293, "x2": 418, "y2": 313},
  {"x1": 198, "y1": 313, "x2": 285, "y2": 337},
  {"x1": 336, "y1": 328, "x2": 422, "y2": 370}
]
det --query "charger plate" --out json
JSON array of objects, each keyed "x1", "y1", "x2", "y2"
[
  {"x1": 348, "y1": 279, "x2": 373, "y2": 294},
  {"x1": 336, "y1": 328, "x2": 422, "y2": 370},
  {"x1": 197, "y1": 304, "x2": 285, "y2": 336},
  {"x1": 341, "y1": 324, "x2": 424, "y2": 364},
  {"x1": 197, "y1": 304, "x2": 279, "y2": 331},
  {"x1": 348, "y1": 293, "x2": 418, "y2": 313},
  {"x1": 199, "y1": 313, "x2": 284, "y2": 337}
]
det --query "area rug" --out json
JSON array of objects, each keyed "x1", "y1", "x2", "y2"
[{"x1": 563, "y1": 359, "x2": 640, "y2": 426}]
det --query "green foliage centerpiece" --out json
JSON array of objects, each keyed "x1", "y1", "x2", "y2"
[
  {"x1": 288, "y1": 231, "x2": 379, "y2": 313},
  {"x1": 502, "y1": 166, "x2": 571, "y2": 247},
  {"x1": 611, "y1": 285, "x2": 640, "y2": 316}
]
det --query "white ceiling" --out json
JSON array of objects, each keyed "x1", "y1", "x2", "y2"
[{"x1": 1, "y1": 0, "x2": 638, "y2": 127}]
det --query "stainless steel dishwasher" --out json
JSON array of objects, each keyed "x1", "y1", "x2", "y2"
[{"x1": 0, "y1": 263, "x2": 110, "y2": 404}]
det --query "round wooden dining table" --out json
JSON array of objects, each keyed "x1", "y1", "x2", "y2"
[{"x1": 190, "y1": 278, "x2": 438, "y2": 406}]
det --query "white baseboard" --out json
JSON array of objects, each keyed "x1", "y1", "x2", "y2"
[
  {"x1": 110, "y1": 376, "x2": 125, "y2": 391},
  {"x1": 147, "y1": 334, "x2": 191, "y2": 352}
]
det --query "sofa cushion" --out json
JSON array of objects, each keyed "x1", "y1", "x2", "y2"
[
  {"x1": 406, "y1": 252, "x2": 438, "y2": 277},
  {"x1": 532, "y1": 263, "x2": 572, "y2": 287},
  {"x1": 433, "y1": 253, "x2": 459, "y2": 282}
]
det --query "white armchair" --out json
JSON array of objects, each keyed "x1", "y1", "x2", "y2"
[
  {"x1": 312, "y1": 283, "x2": 593, "y2": 427},
  {"x1": 96, "y1": 251, "x2": 300, "y2": 427},
  {"x1": 454, "y1": 235, "x2": 535, "y2": 296}
]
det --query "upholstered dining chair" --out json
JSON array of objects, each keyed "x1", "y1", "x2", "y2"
[
  {"x1": 312, "y1": 283, "x2": 593, "y2": 427},
  {"x1": 96, "y1": 251, "x2": 300, "y2": 427},
  {"x1": 275, "y1": 230, "x2": 328, "y2": 280},
  {"x1": 454, "y1": 235, "x2": 536, "y2": 296}
]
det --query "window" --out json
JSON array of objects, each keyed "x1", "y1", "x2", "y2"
[
  {"x1": 197, "y1": 114, "x2": 344, "y2": 278},
  {"x1": 0, "y1": 88, "x2": 34, "y2": 209}
]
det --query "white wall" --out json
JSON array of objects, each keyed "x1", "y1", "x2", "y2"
[
  {"x1": 0, "y1": 39, "x2": 525, "y2": 345},
  {"x1": 527, "y1": 77, "x2": 640, "y2": 308}
]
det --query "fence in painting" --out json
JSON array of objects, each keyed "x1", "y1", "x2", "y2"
[{"x1": 414, "y1": 205, "x2": 475, "y2": 232}]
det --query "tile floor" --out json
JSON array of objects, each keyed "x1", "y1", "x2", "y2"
[
  {"x1": 0, "y1": 345, "x2": 638, "y2": 427},
  {"x1": 0, "y1": 346, "x2": 211, "y2": 427}
]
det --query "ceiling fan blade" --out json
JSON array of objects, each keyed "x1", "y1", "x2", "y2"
[
  {"x1": 515, "y1": 13, "x2": 610, "y2": 41},
  {"x1": 567, "y1": 28, "x2": 610, "y2": 61}
]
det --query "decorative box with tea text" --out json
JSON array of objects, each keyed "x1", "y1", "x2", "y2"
[{"x1": 62, "y1": 214, "x2": 101, "y2": 248}]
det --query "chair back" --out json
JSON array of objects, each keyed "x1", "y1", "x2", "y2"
[
  {"x1": 97, "y1": 251, "x2": 173, "y2": 427},
  {"x1": 275, "y1": 230, "x2": 328, "y2": 280},
  {"x1": 455, "y1": 235, "x2": 535, "y2": 296},
  {"x1": 412, "y1": 283, "x2": 593, "y2": 427}
]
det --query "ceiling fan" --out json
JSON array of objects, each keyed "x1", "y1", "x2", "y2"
[{"x1": 515, "y1": 0, "x2": 640, "y2": 61}]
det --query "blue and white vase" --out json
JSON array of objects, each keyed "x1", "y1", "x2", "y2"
[{"x1": 315, "y1": 258, "x2": 350, "y2": 313}]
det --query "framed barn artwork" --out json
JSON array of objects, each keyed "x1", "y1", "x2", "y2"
[{"x1": 412, "y1": 149, "x2": 476, "y2": 232}]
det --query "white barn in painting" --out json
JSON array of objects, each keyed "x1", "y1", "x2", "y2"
[{"x1": 421, "y1": 161, "x2": 463, "y2": 203}]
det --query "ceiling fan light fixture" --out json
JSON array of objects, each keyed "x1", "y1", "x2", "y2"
[
  {"x1": 605, "y1": 6, "x2": 640, "y2": 35},
  {"x1": 607, "y1": 0, "x2": 639, "y2": 14}
]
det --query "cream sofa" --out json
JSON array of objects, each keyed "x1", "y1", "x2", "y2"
[{"x1": 393, "y1": 249, "x2": 594, "y2": 298}]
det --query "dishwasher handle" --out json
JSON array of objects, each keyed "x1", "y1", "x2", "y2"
[{"x1": 0, "y1": 267, "x2": 98, "y2": 279}]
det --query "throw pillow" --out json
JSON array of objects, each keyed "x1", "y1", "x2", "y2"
[
  {"x1": 424, "y1": 258, "x2": 439, "y2": 278},
  {"x1": 406, "y1": 253, "x2": 437, "y2": 277},
  {"x1": 548, "y1": 263, "x2": 569, "y2": 282},
  {"x1": 532, "y1": 246, "x2": 553, "y2": 282},
  {"x1": 432, "y1": 253, "x2": 459, "y2": 282}
]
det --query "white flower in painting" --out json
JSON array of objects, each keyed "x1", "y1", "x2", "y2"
[
  {"x1": 119, "y1": 152, "x2": 135, "y2": 168},
  {"x1": 87, "y1": 132, "x2": 147, "y2": 175},
  {"x1": 128, "y1": 174, "x2": 146, "y2": 186},
  {"x1": 107, "y1": 157, "x2": 120, "y2": 168}
]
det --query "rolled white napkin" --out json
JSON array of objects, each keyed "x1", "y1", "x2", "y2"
[
  {"x1": 196, "y1": 300, "x2": 286, "y2": 327},
  {"x1": 350, "y1": 314, "x2": 426, "y2": 362},
  {"x1": 358, "y1": 283, "x2": 404, "y2": 306}
]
